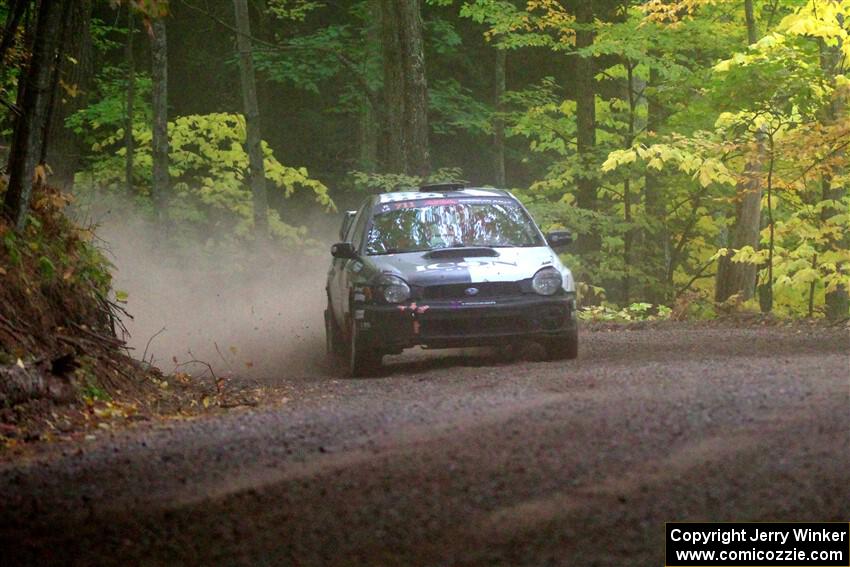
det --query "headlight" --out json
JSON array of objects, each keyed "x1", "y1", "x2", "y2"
[
  {"x1": 378, "y1": 274, "x2": 411, "y2": 303},
  {"x1": 532, "y1": 267, "x2": 562, "y2": 296}
]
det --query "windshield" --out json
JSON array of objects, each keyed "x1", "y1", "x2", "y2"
[{"x1": 366, "y1": 199, "x2": 544, "y2": 255}]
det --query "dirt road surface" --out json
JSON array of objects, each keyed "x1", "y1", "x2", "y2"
[{"x1": 1, "y1": 325, "x2": 848, "y2": 566}]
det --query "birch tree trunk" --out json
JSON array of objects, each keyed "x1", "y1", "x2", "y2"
[{"x1": 233, "y1": 0, "x2": 269, "y2": 238}]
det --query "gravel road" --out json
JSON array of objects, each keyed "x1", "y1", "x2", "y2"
[{"x1": 1, "y1": 325, "x2": 848, "y2": 566}]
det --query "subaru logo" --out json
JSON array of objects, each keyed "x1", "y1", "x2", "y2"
[{"x1": 464, "y1": 287, "x2": 480, "y2": 296}]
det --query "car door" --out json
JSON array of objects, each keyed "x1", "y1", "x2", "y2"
[{"x1": 330, "y1": 202, "x2": 369, "y2": 325}]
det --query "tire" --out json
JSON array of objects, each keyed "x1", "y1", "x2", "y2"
[
  {"x1": 324, "y1": 307, "x2": 345, "y2": 362},
  {"x1": 545, "y1": 328, "x2": 578, "y2": 361},
  {"x1": 347, "y1": 320, "x2": 383, "y2": 378}
]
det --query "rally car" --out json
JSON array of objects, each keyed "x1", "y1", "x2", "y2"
[{"x1": 325, "y1": 184, "x2": 578, "y2": 376}]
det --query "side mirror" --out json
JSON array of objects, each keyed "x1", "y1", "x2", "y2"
[
  {"x1": 546, "y1": 230, "x2": 573, "y2": 248},
  {"x1": 331, "y1": 242, "x2": 358, "y2": 259}
]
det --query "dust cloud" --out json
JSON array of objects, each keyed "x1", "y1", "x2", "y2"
[{"x1": 95, "y1": 214, "x2": 338, "y2": 384}]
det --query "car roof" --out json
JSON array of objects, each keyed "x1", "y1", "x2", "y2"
[{"x1": 375, "y1": 187, "x2": 513, "y2": 205}]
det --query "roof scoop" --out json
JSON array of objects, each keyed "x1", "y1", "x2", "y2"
[{"x1": 424, "y1": 247, "x2": 499, "y2": 259}]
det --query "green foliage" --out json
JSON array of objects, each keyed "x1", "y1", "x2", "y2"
[
  {"x1": 579, "y1": 302, "x2": 673, "y2": 322},
  {"x1": 66, "y1": 66, "x2": 152, "y2": 152},
  {"x1": 80, "y1": 378, "x2": 110, "y2": 402},
  {"x1": 74, "y1": 110, "x2": 333, "y2": 247},
  {"x1": 42, "y1": 0, "x2": 849, "y2": 320},
  {"x1": 266, "y1": 0, "x2": 325, "y2": 22},
  {"x1": 430, "y1": 79, "x2": 492, "y2": 136},
  {"x1": 350, "y1": 167, "x2": 466, "y2": 193}
]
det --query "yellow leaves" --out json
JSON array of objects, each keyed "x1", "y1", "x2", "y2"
[
  {"x1": 59, "y1": 79, "x2": 80, "y2": 98},
  {"x1": 32, "y1": 164, "x2": 49, "y2": 185},
  {"x1": 791, "y1": 267, "x2": 820, "y2": 285},
  {"x1": 710, "y1": 248, "x2": 729, "y2": 262},
  {"x1": 781, "y1": 0, "x2": 850, "y2": 41},
  {"x1": 526, "y1": 0, "x2": 575, "y2": 36},
  {"x1": 730, "y1": 246, "x2": 769, "y2": 265},
  {"x1": 604, "y1": 142, "x2": 736, "y2": 188},
  {"x1": 73, "y1": 226, "x2": 96, "y2": 242},
  {"x1": 696, "y1": 159, "x2": 736, "y2": 187},
  {"x1": 32, "y1": 190, "x2": 72, "y2": 214},
  {"x1": 92, "y1": 401, "x2": 135, "y2": 420},
  {"x1": 713, "y1": 53, "x2": 748, "y2": 73},
  {"x1": 639, "y1": 0, "x2": 729, "y2": 25},
  {"x1": 601, "y1": 149, "x2": 636, "y2": 171}
]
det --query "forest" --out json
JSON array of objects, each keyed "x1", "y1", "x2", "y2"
[
  {"x1": 1, "y1": 3, "x2": 849, "y2": 562},
  {"x1": 1, "y1": 0, "x2": 849, "y2": 338}
]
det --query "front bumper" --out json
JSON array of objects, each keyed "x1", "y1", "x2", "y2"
[{"x1": 353, "y1": 293, "x2": 577, "y2": 350}]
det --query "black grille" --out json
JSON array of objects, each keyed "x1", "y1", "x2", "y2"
[
  {"x1": 422, "y1": 281, "x2": 523, "y2": 300},
  {"x1": 421, "y1": 316, "x2": 527, "y2": 337},
  {"x1": 419, "y1": 304, "x2": 567, "y2": 339}
]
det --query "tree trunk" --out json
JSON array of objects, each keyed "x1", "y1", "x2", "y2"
[
  {"x1": 714, "y1": 0, "x2": 763, "y2": 303},
  {"x1": 252, "y1": 0, "x2": 273, "y2": 132},
  {"x1": 39, "y1": 0, "x2": 73, "y2": 164},
  {"x1": 358, "y1": 0, "x2": 381, "y2": 172},
  {"x1": 3, "y1": 0, "x2": 66, "y2": 231},
  {"x1": 380, "y1": 0, "x2": 404, "y2": 174},
  {"x1": 150, "y1": 17, "x2": 169, "y2": 222},
  {"x1": 125, "y1": 7, "x2": 136, "y2": 195},
  {"x1": 821, "y1": 177, "x2": 849, "y2": 319},
  {"x1": 42, "y1": 0, "x2": 92, "y2": 189},
  {"x1": 233, "y1": 0, "x2": 269, "y2": 238},
  {"x1": 0, "y1": 0, "x2": 28, "y2": 65},
  {"x1": 622, "y1": 62, "x2": 638, "y2": 306},
  {"x1": 380, "y1": 0, "x2": 430, "y2": 177},
  {"x1": 757, "y1": 138, "x2": 775, "y2": 313},
  {"x1": 714, "y1": 155, "x2": 763, "y2": 303},
  {"x1": 574, "y1": 0, "x2": 599, "y2": 260},
  {"x1": 493, "y1": 47, "x2": 506, "y2": 187},
  {"x1": 744, "y1": 0, "x2": 758, "y2": 44},
  {"x1": 644, "y1": 65, "x2": 670, "y2": 302},
  {"x1": 819, "y1": 34, "x2": 849, "y2": 320}
]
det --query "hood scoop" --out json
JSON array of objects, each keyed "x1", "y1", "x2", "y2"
[{"x1": 424, "y1": 247, "x2": 499, "y2": 260}]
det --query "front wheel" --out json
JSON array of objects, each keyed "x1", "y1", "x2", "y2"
[
  {"x1": 545, "y1": 328, "x2": 578, "y2": 361},
  {"x1": 347, "y1": 321, "x2": 383, "y2": 377}
]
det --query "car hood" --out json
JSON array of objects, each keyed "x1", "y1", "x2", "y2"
[{"x1": 365, "y1": 247, "x2": 575, "y2": 291}]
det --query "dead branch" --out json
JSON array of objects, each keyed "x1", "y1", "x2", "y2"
[
  {"x1": 142, "y1": 326, "x2": 166, "y2": 366},
  {"x1": 70, "y1": 322, "x2": 126, "y2": 347}
]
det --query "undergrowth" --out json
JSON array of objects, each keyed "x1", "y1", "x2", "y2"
[{"x1": 0, "y1": 181, "x2": 153, "y2": 408}]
